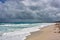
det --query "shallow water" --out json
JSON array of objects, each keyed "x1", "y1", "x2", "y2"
[{"x1": 0, "y1": 23, "x2": 54, "y2": 40}]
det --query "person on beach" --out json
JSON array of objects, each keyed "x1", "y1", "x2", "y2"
[{"x1": 55, "y1": 21, "x2": 60, "y2": 33}]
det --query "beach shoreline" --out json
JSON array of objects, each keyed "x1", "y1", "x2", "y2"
[
  {"x1": 0, "y1": 23, "x2": 55, "y2": 40},
  {"x1": 25, "y1": 23, "x2": 60, "y2": 40}
]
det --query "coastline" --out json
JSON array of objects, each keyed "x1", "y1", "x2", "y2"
[
  {"x1": 25, "y1": 24, "x2": 59, "y2": 40},
  {"x1": 0, "y1": 23, "x2": 55, "y2": 40}
]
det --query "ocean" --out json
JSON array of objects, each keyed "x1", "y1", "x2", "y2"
[{"x1": 0, "y1": 23, "x2": 54, "y2": 40}]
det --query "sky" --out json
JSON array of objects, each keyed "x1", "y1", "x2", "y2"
[
  {"x1": 0, "y1": 0, "x2": 60, "y2": 22},
  {"x1": 0, "y1": 0, "x2": 6, "y2": 3}
]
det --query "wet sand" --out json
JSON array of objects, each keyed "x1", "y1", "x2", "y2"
[{"x1": 25, "y1": 24, "x2": 60, "y2": 40}]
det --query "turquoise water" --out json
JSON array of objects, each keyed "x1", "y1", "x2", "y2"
[
  {"x1": 0, "y1": 23, "x2": 54, "y2": 40},
  {"x1": 0, "y1": 23, "x2": 41, "y2": 32}
]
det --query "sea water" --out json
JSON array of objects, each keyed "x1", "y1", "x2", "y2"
[{"x1": 0, "y1": 23, "x2": 54, "y2": 40}]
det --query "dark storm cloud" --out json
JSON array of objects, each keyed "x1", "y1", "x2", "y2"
[{"x1": 0, "y1": 0, "x2": 60, "y2": 22}]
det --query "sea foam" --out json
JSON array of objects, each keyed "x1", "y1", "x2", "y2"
[{"x1": 0, "y1": 23, "x2": 55, "y2": 40}]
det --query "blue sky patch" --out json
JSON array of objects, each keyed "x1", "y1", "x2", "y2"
[{"x1": 0, "y1": 0, "x2": 6, "y2": 3}]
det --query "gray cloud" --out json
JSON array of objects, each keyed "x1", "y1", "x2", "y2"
[
  {"x1": 0, "y1": 0, "x2": 60, "y2": 22},
  {"x1": 50, "y1": 0, "x2": 60, "y2": 8}
]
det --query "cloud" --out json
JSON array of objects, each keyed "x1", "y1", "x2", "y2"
[
  {"x1": 50, "y1": 0, "x2": 60, "y2": 8},
  {"x1": 0, "y1": 0, "x2": 60, "y2": 22}
]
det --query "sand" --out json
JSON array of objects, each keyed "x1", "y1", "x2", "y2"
[{"x1": 25, "y1": 24, "x2": 60, "y2": 40}]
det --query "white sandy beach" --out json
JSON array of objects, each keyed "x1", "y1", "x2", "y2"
[{"x1": 25, "y1": 24, "x2": 60, "y2": 40}]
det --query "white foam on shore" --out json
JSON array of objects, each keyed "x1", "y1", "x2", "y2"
[{"x1": 0, "y1": 23, "x2": 55, "y2": 40}]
